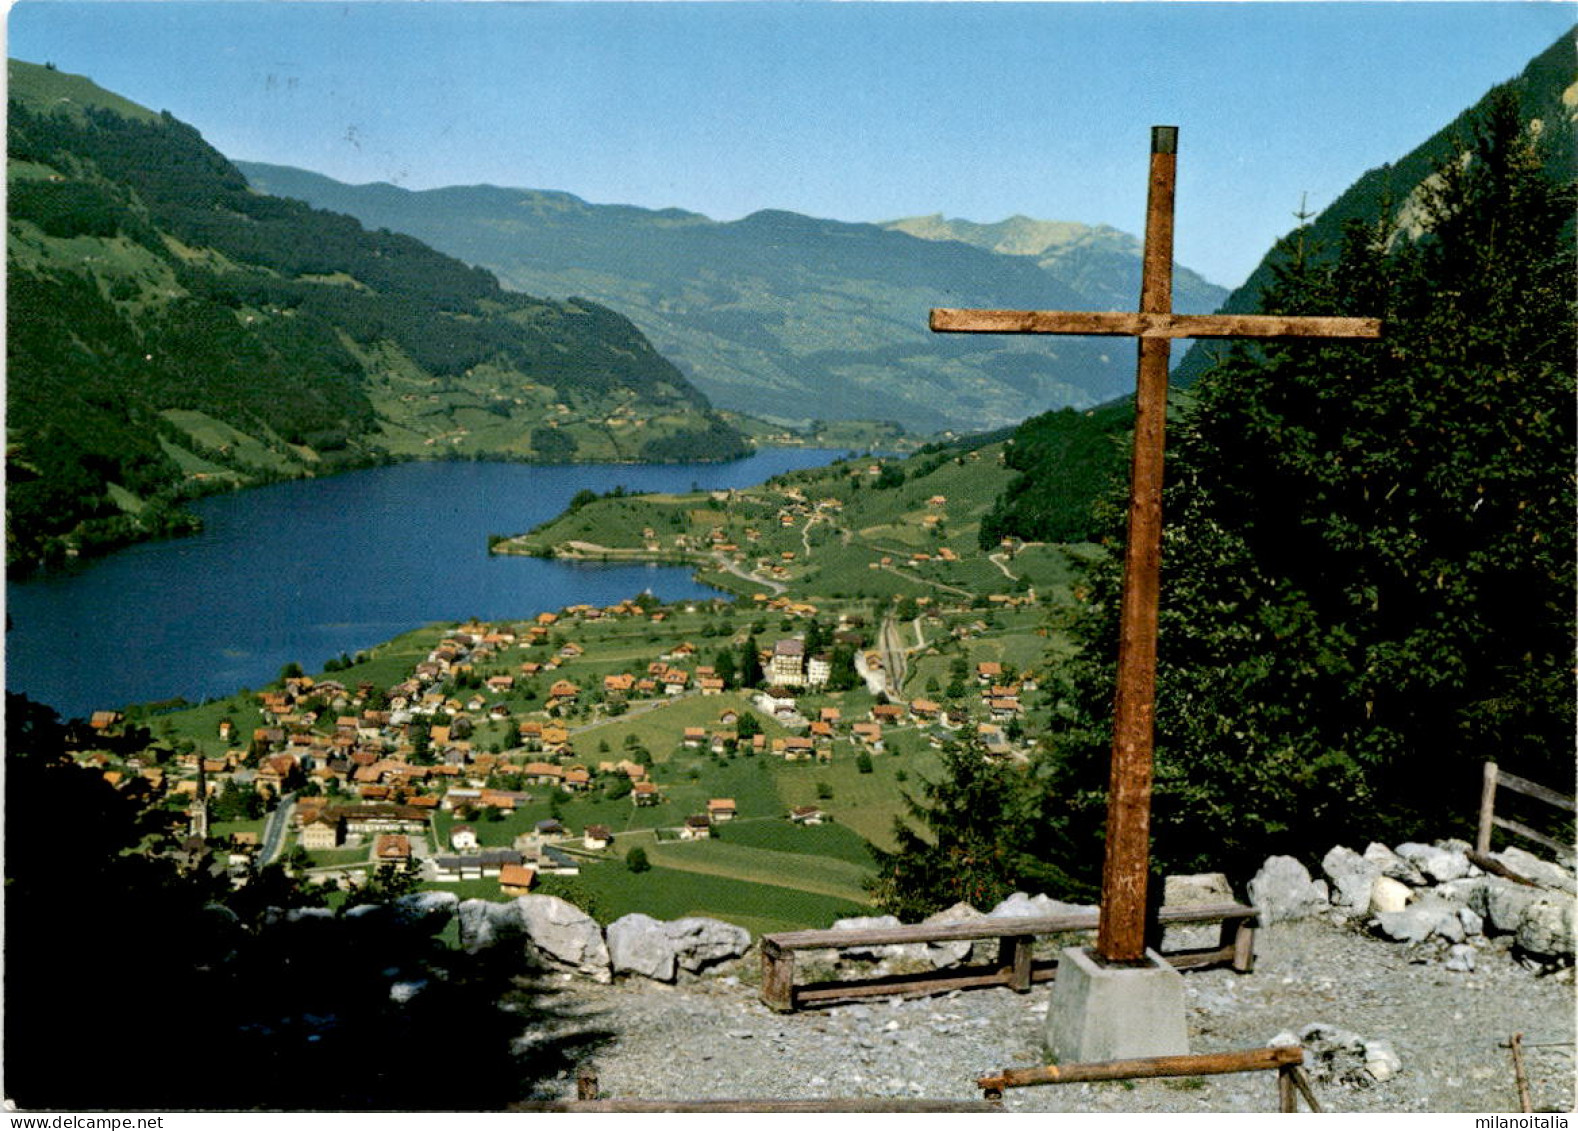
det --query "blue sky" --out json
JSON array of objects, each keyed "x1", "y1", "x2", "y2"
[{"x1": 6, "y1": 2, "x2": 1573, "y2": 287}]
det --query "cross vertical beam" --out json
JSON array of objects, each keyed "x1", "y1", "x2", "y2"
[
  {"x1": 1098, "y1": 125, "x2": 1178, "y2": 963},
  {"x1": 929, "y1": 126, "x2": 1381, "y2": 968}
]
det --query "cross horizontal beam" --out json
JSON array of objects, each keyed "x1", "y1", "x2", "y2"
[{"x1": 930, "y1": 308, "x2": 1382, "y2": 341}]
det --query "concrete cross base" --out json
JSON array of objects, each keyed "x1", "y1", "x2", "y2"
[{"x1": 1045, "y1": 946, "x2": 1190, "y2": 1063}]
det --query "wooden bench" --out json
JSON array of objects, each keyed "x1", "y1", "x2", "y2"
[{"x1": 760, "y1": 902, "x2": 1256, "y2": 1012}]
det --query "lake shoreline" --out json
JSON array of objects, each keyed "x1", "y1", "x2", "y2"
[{"x1": 6, "y1": 451, "x2": 854, "y2": 720}]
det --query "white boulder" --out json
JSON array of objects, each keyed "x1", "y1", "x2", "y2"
[
  {"x1": 457, "y1": 898, "x2": 526, "y2": 953},
  {"x1": 1248, "y1": 856, "x2": 1329, "y2": 924},
  {"x1": 1162, "y1": 873, "x2": 1236, "y2": 950},
  {"x1": 518, "y1": 895, "x2": 612, "y2": 982},
  {"x1": 1322, "y1": 847, "x2": 1383, "y2": 914},
  {"x1": 1369, "y1": 876, "x2": 1412, "y2": 915}
]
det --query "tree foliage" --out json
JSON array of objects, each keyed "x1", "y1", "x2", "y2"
[
  {"x1": 867, "y1": 741, "x2": 1068, "y2": 919},
  {"x1": 1035, "y1": 92, "x2": 1576, "y2": 883}
]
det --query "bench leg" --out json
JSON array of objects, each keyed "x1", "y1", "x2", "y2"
[
  {"x1": 1231, "y1": 921, "x2": 1256, "y2": 974},
  {"x1": 999, "y1": 935, "x2": 1033, "y2": 992},
  {"x1": 761, "y1": 942, "x2": 797, "y2": 1012}
]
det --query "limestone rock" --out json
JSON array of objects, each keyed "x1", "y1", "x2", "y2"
[
  {"x1": 1493, "y1": 847, "x2": 1577, "y2": 894},
  {"x1": 1322, "y1": 847, "x2": 1383, "y2": 914},
  {"x1": 1363, "y1": 1039, "x2": 1403, "y2": 1083},
  {"x1": 1248, "y1": 856, "x2": 1329, "y2": 924},
  {"x1": 457, "y1": 898, "x2": 526, "y2": 953},
  {"x1": 1161, "y1": 873, "x2": 1235, "y2": 950},
  {"x1": 666, "y1": 916, "x2": 752, "y2": 973},
  {"x1": 920, "y1": 902, "x2": 987, "y2": 967},
  {"x1": 607, "y1": 913, "x2": 677, "y2": 982},
  {"x1": 1483, "y1": 877, "x2": 1544, "y2": 935},
  {"x1": 1374, "y1": 894, "x2": 1465, "y2": 944},
  {"x1": 518, "y1": 895, "x2": 612, "y2": 982},
  {"x1": 1515, "y1": 896, "x2": 1576, "y2": 959},
  {"x1": 828, "y1": 914, "x2": 928, "y2": 963},
  {"x1": 282, "y1": 906, "x2": 336, "y2": 924},
  {"x1": 988, "y1": 892, "x2": 1098, "y2": 920},
  {"x1": 392, "y1": 890, "x2": 460, "y2": 932},
  {"x1": 1395, "y1": 842, "x2": 1471, "y2": 884},
  {"x1": 1435, "y1": 876, "x2": 1489, "y2": 911},
  {"x1": 1370, "y1": 876, "x2": 1412, "y2": 915},
  {"x1": 1444, "y1": 944, "x2": 1477, "y2": 973},
  {"x1": 1364, "y1": 843, "x2": 1425, "y2": 886}
]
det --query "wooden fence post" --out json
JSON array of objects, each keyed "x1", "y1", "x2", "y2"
[
  {"x1": 1277, "y1": 1065, "x2": 1297, "y2": 1112},
  {"x1": 1000, "y1": 934, "x2": 1034, "y2": 992},
  {"x1": 1478, "y1": 761, "x2": 1499, "y2": 855},
  {"x1": 761, "y1": 939, "x2": 796, "y2": 1012}
]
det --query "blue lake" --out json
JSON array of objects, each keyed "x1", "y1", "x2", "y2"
[{"x1": 6, "y1": 450, "x2": 849, "y2": 719}]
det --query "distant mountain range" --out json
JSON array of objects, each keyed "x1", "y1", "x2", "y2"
[
  {"x1": 6, "y1": 60, "x2": 746, "y2": 569},
  {"x1": 237, "y1": 163, "x2": 1230, "y2": 433}
]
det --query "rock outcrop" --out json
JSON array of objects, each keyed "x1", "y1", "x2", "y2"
[
  {"x1": 1250, "y1": 839, "x2": 1574, "y2": 964},
  {"x1": 519, "y1": 895, "x2": 612, "y2": 982}
]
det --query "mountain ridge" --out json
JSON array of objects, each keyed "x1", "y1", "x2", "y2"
[
  {"x1": 5, "y1": 60, "x2": 747, "y2": 569},
  {"x1": 1172, "y1": 27, "x2": 1577, "y2": 384},
  {"x1": 237, "y1": 161, "x2": 1230, "y2": 433}
]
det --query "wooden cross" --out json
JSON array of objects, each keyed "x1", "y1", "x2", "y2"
[{"x1": 932, "y1": 126, "x2": 1382, "y2": 964}]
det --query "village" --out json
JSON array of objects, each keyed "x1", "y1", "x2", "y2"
[{"x1": 75, "y1": 571, "x2": 1051, "y2": 924}]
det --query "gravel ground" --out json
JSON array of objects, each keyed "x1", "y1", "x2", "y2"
[{"x1": 524, "y1": 917, "x2": 1575, "y2": 1114}]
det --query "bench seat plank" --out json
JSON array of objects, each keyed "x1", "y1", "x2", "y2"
[{"x1": 765, "y1": 902, "x2": 1254, "y2": 951}]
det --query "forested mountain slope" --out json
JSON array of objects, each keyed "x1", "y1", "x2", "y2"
[
  {"x1": 6, "y1": 60, "x2": 744, "y2": 569},
  {"x1": 238, "y1": 163, "x2": 1228, "y2": 433},
  {"x1": 1172, "y1": 28, "x2": 1577, "y2": 385}
]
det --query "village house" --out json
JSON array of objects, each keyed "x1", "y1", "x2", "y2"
[
  {"x1": 778, "y1": 736, "x2": 815, "y2": 761},
  {"x1": 499, "y1": 863, "x2": 537, "y2": 896},
  {"x1": 631, "y1": 781, "x2": 660, "y2": 807},
  {"x1": 450, "y1": 825, "x2": 479, "y2": 851},
  {"x1": 480, "y1": 788, "x2": 530, "y2": 810},
  {"x1": 431, "y1": 849, "x2": 524, "y2": 882},
  {"x1": 583, "y1": 825, "x2": 613, "y2": 850},
  {"x1": 988, "y1": 696, "x2": 1024, "y2": 721},
  {"x1": 524, "y1": 762, "x2": 564, "y2": 787},
  {"x1": 300, "y1": 813, "x2": 343, "y2": 850},
  {"x1": 707, "y1": 798, "x2": 737, "y2": 822},
  {"x1": 852, "y1": 722, "x2": 884, "y2": 751},
  {"x1": 790, "y1": 805, "x2": 826, "y2": 826},
  {"x1": 679, "y1": 815, "x2": 712, "y2": 841},
  {"x1": 768, "y1": 638, "x2": 806, "y2": 687},
  {"x1": 373, "y1": 834, "x2": 412, "y2": 871}
]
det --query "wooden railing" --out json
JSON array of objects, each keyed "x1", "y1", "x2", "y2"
[
  {"x1": 976, "y1": 1045, "x2": 1322, "y2": 1112},
  {"x1": 1476, "y1": 761, "x2": 1575, "y2": 859}
]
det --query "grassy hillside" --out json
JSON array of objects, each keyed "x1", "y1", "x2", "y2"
[
  {"x1": 238, "y1": 162, "x2": 1228, "y2": 433},
  {"x1": 5, "y1": 60, "x2": 745, "y2": 570},
  {"x1": 495, "y1": 436, "x2": 1084, "y2": 604}
]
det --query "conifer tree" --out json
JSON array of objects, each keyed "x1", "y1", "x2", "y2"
[{"x1": 1035, "y1": 91, "x2": 1576, "y2": 882}]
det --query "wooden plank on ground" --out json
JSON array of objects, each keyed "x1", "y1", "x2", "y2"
[{"x1": 511, "y1": 1099, "x2": 1001, "y2": 1112}]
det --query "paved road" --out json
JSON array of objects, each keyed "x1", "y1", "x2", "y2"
[
  {"x1": 711, "y1": 551, "x2": 785, "y2": 595},
  {"x1": 259, "y1": 791, "x2": 296, "y2": 865}
]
